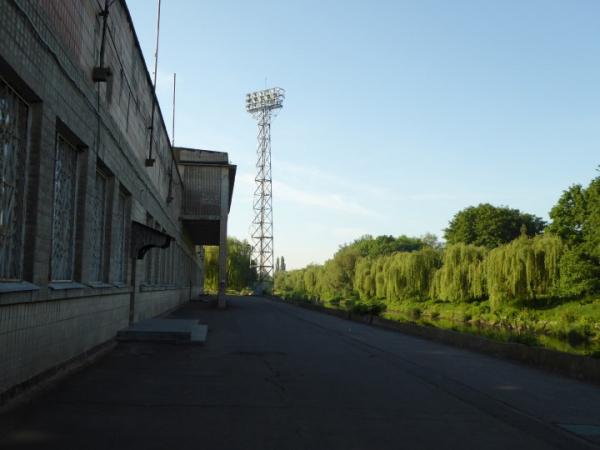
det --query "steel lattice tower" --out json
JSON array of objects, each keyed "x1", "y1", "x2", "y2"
[{"x1": 246, "y1": 87, "x2": 285, "y2": 282}]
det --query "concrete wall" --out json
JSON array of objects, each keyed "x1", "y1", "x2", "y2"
[{"x1": 0, "y1": 0, "x2": 205, "y2": 398}]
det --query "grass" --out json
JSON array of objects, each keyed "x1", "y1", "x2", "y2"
[
  {"x1": 383, "y1": 298, "x2": 600, "y2": 356},
  {"x1": 276, "y1": 288, "x2": 600, "y2": 357}
]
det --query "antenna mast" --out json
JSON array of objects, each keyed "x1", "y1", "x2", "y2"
[{"x1": 171, "y1": 72, "x2": 176, "y2": 146}]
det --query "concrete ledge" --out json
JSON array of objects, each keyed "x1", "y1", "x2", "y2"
[
  {"x1": 48, "y1": 282, "x2": 86, "y2": 290},
  {"x1": 117, "y1": 319, "x2": 208, "y2": 345},
  {"x1": 139, "y1": 284, "x2": 181, "y2": 292},
  {"x1": 86, "y1": 282, "x2": 115, "y2": 289},
  {"x1": 272, "y1": 297, "x2": 600, "y2": 386},
  {"x1": 0, "y1": 281, "x2": 40, "y2": 294}
]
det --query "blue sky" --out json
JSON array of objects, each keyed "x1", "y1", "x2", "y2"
[{"x1": 127, "y1": 0, "x2": 600, "y2": 269}]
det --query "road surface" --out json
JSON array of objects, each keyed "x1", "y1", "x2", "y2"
[{"x1": 1, "y1": 296, "x2": 599, "y2": 449}]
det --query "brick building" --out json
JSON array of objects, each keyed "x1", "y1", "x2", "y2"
[{"x1": 0, "y1": 0, "x2": 235, "y2": 399}]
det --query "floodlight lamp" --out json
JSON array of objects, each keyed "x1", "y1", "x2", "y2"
[{"x1": 246, "y1": 87, "x2": 285, "y2": 112}]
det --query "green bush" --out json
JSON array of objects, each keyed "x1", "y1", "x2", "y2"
[{"x1": 347, "y1": 298, "x2": 387, "y2": 316}]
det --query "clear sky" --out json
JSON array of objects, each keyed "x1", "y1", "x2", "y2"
[{"x1": 127, "y1": 0, "x2": 600, "y2": 269}]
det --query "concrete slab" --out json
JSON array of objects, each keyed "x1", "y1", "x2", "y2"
[
  {"x1": 3, "y1": 296, "x2": 600, "y2": 450},
  {"x1": 117, "y1": 319, "x2": 208, "y2": 345}
]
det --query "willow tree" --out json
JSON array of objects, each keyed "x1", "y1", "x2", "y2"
[
  {"x1": 384, "y1": 248, "x2": 442, "y2": 302},
  {"x1": 316, "y1": 259, "x2": 341, "y2": 301},
  {"x1": 374, "y1": 257, "x2": 388, "y2": 300},
  {"x1": 430, "y1": 243, "x2": 488, "y2": 302},
  {"x1": 485, "y1": 234, "x2": 563, "y2": 306},
  {"x1": 354, "y1": 257, "x2": 377, "y2": 300},
  {"x1": 303, "y1": 264, "x2": 323, "y2": 300}
]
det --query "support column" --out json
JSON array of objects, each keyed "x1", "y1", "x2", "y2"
[{"x1": 217, "y1": 166, "x2": 229, "y2": 309}]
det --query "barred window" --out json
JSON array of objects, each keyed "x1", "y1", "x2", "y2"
[
  {"x1": 144, "y1": 215, "x2": 154, "y2": 283},
  {"x1": 90, "y1": 170, "x2": 108, "y2": 281},
  {"x1": 153, "y1": 223, "x2": 161, "y2": 284},
  {"x1": 113, "y1": 190, "x2": 129, "y2": 283},
  {"x1": 0, "y1": 79, "x2": 29, "y2": 281},
  {"x1": 173, "y1": 246, "x2": 180, "y2": 286},
  {"x1": 51, "y1": 135, "x2": 79, "y2": 281},
  {"x1": 167, "y1": 245, "x2": 173, "y2": 284},
  {"x1": 160, "y1": 227, "x2": 167, "y2": 284}
]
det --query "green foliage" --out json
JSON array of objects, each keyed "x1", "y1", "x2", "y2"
[
  {"x1": 274, "y1": 268, "x2": 307, "y2": 302},
  {"x1": 420, "y1": 233, "x2": 442, "y2": 249},
  {"x1": 204, "y1": 238, "x2": 257, "y2": 292},
  {"x1": 350, "y1": 234, "x2": 423, "y2": 256},
  {"x1": 303, "y1": 264, "x2": 322, "y2": 300},
  {"x1": 430, "y1": 244, "x2": 487, "y2": 303},
  {"x1": 547, "y1": 175, "x2": 600, "y2": 296},
  {"x1": 273, "y1": 170, "x2": 600, "y2": 356},
  {"x1": 275, "y1": 234, "x2": 429, "y2": 310},
  {"x1": 396, "y1": 248, "x2": 443, "y2": 299},
  {"x1": 276, "y1": 172, "x2": 600, "y2": 338},
  {"x1": 275, "y1": 256, "x2": 287, "y2": 273},
  {"x1": 324, "y1": 244, "x2": 361, "y2": 299},
  {"x1": 346, "y1": 298, "x2": 387, "y2": 316},
  {"x1": 547, "y1": 184, "x2": 587, "y2": 245},
  {"x1": 354, "y1": 257, "x2": 377, "y2": 300},
  {"x1": 557, "y1": 247, "x2": 600, "y2": 297},
  {"x1": 383, "y1": 297, "x2": 600, "y2": 356},
  {"x1": 204, "y1": 246, "x2": 219, "y2": 291},
  {"x1": 485, "y1": 235, "x2": 563, "y2": 307},
  {"x1": 444, "y1": 203, "x2": 545, "y2": 248}
]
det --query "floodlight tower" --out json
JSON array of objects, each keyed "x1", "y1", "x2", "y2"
[{"x1": 246, "y1": 87, "x2": 285, "y2": 283}]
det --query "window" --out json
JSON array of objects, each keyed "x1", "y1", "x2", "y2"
[
  {"x1": 113, "y1": 190, "x2": 129, "y2": 283},
  {"x1": 51, "y1": 135, "x2": 79, "y2": 281},
  {"x1": 144, "y1": 214, "x2": 154, "y2": 283},
  {"x1": 153, "y1": 223, "x2": 161, "y2": 284},
  {"x1": 0, "y1": 78, "x2": 29, "y2": 281},
  {"x1": 167, "y1": 245, "x2": 173, "y2": 284},
  {"x1": 90, "y1": 170, "x2": 108, "y2": 281}
]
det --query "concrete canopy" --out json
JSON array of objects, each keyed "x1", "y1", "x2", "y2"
[{"x1": 175, "y1": 147, "x2": 236, "y2": 246}]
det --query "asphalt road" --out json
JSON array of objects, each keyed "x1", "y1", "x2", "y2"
[{"x1": 1, "y1": 296, "x2": 599, "y2": 449}]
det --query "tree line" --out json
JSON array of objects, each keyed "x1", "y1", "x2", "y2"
[{"x1": 275, "y1": 172, "x2": 600, "y2": 311}]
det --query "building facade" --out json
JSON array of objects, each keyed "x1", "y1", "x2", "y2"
[{"x1": 0, "y1": 0, "x2": 234, "y2": 400}]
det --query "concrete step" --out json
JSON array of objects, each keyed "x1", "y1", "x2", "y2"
[{"x1": 117, "y1": 319, "x2": 208, "y2": 345}]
